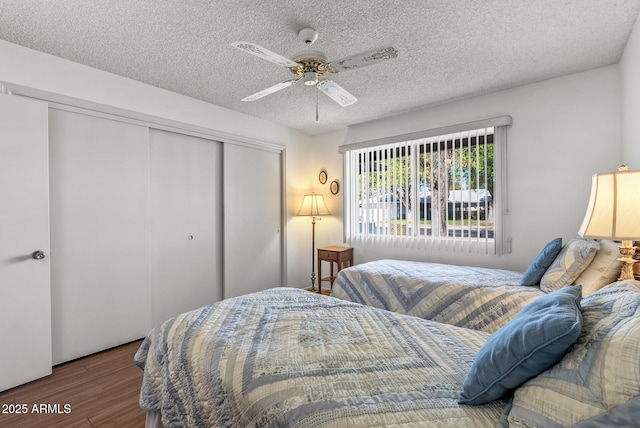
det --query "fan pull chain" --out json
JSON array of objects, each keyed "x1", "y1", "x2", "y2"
[{"x1": 316, "y1": 85, "x2": 319, "y2": 122}]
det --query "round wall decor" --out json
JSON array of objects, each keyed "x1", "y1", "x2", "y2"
[
  {"x1": 330, "y1": 180, "x2": 340, "y2": 195},
  {"x1": 319, "y1": 169, "x2": 327, "y2": 184}
]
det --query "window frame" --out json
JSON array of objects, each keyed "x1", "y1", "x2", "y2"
[{"x1": 339, "y1": 116, "x2": 512, "y2": 255}]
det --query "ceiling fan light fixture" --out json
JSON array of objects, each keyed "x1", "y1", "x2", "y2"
[
  {"x1": 232, "y1": 31, "x2": 398, "y2": 109},
  {"x1": 303, "y1": 71, "x2": 318, "y2": 86}
]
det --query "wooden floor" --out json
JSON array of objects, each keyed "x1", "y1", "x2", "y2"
[{"x1": 0, "y1": 340, "x2": 146, "y2": 428}]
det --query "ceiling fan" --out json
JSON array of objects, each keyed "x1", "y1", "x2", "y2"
[{"x1": 231, "y1": 28, "x2": 398, "y2": 117}]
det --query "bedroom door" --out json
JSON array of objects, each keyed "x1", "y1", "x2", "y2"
[
  {"x1": 0, "y1": 94, "x2": 52, "y2": 391},
  {"x1": 223, "y1": 143, "x2": 284, "y2": 298}
]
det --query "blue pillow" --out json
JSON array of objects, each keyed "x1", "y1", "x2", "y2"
[
  {"x1": 459, "y1": 285, "x2": 583, "y2": 405},
  {"x1": 520, "y1": 238, "x2": 562, "y2": 286}
]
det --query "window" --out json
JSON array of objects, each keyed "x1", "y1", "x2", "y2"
[{"x1": 340, "y1": 116, "x2": 511, "y2": 254}]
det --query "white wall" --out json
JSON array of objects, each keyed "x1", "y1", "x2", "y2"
[
  {"x1": 0, "y1": 39, "x2": 315, "y2": 288},
  {"x1": 311, "y1": 66, "x2": 622, "y2": 272},
  {"x1": 1, "y1": 38, "x2": 631, "y2": 282},
  {"x1": 302, "y1": 128, "x2": 349, "y2": 252},
  {"x1": 621, "y1": 12, "x2": 640, "y2": 169}
]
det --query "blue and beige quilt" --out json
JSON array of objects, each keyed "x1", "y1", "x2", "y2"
[
  {"x1": 135, "y1": 287, "x2": 508, "y2": 427},
  {"x1": 331, "y1": 259, "x2": 545, "y2": 333}
]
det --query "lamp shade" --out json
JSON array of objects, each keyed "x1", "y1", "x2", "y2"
[
  {"x1": 297, "y1": 193, "x2": 331, "y2": 217},
  {"x1": 578, "y1": 168, "x2": 640, "y2": 240}
]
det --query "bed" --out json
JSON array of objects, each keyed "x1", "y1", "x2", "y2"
[
  {"x1": 135, "y1": 287, "x2": 508, "y2": 427},
  {"x1": 136, "y1": 281, "x2": 640, "y2": 427},
  {"x1": 330, "y1": 259, "x2": 544, "y2": 333},
  {"x1": 136, "y1": 238, "x2": 638, "y2": 427},
  {"x1": 330, "y1": 238, "x2": 624, "y2": 333}
]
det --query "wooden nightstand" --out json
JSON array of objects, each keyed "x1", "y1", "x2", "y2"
[{"x1": 317, "y1": 246, "x2": 353, "y2": 293}]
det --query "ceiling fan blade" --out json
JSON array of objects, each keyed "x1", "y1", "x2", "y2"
[
  {"x1": 330, "y1": 46, "x2": 399, "y2": 72},
  {"x1": 241, "y1": 79, "x2": 298, "y2": 102},
  {"x1": 318, "y1": 80, "x2": 357, "y2": 107},
  {"x1": 231, "y1": 42, "x2": 300, "y2": 68}
]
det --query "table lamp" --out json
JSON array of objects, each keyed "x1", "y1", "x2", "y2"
[{"x1": 578, "y1": 165, "x2": 640, "y2": 280}]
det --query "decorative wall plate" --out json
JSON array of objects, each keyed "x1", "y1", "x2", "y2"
[
  {"x1": 319, "y1": 170, "x2": 327, "y2": 184},
  {"x1": 330, "y1": 179, "x2": 340, "y2": 195}
]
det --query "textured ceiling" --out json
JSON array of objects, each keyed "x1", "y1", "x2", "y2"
[{"x1": 1, "y1": 1, "x2": 639, "y2": 135}]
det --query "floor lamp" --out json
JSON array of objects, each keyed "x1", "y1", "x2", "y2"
[
  {"x1": 297, "y1": 193, "x2": 331, "y2": 291},
  {"x1": 578, "y1": 165, "x2": 640, "y2": 280}
]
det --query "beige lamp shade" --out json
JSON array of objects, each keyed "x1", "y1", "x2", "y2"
[
  {"x1": 297, "y1": 193, "x2": 331, "y2": 217},
  {"x1": 578, "y1": 168, "x2": 640, "y2": 240}
]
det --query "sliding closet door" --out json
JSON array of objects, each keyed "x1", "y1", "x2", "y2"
[
  {"x1": 49, "y1": 109, "x2": 151, "y2": 364},
  {"x1": 223, "y1": 143, "x2": 283, "y2": 298},
  {"x1": 0, "y1": 95, "x2": 52, "y2": 391},
  {"x1": 149, "y1": 129, "x2": 223, "y2": 326}
]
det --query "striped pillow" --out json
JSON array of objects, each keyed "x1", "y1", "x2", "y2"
[{"x1": 540, "y1": 237, "x2": 599, "y2": 293}]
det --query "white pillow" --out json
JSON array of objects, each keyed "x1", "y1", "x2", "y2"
[
  {"x1": 573, "y1": 240, "x2": 622, "y2": 296},
  {"x1": 540, "y1": 237, "x2": 599, "y2": 293}
]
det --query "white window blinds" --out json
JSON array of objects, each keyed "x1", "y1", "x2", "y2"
[{"x1": 340, "y1": 116, "x2": 511, "y2": 254}]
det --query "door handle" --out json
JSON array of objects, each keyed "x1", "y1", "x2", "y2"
[{"x1": 31, "y1": 250, "x2": 46, "y2": 260}]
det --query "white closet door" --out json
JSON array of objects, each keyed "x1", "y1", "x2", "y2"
[
  {"x1": 223, "y1": 144, "x2": 283, "y2": 298},
  {"x1": 49, "y1": 109, "x2": 151, "y2": 364},
  {"x1": 0, "y1": 95, "x2": 52, "y2": 391},
  {"x1": 149, "y1": 129, "x2": 223, "y2": 326}
]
